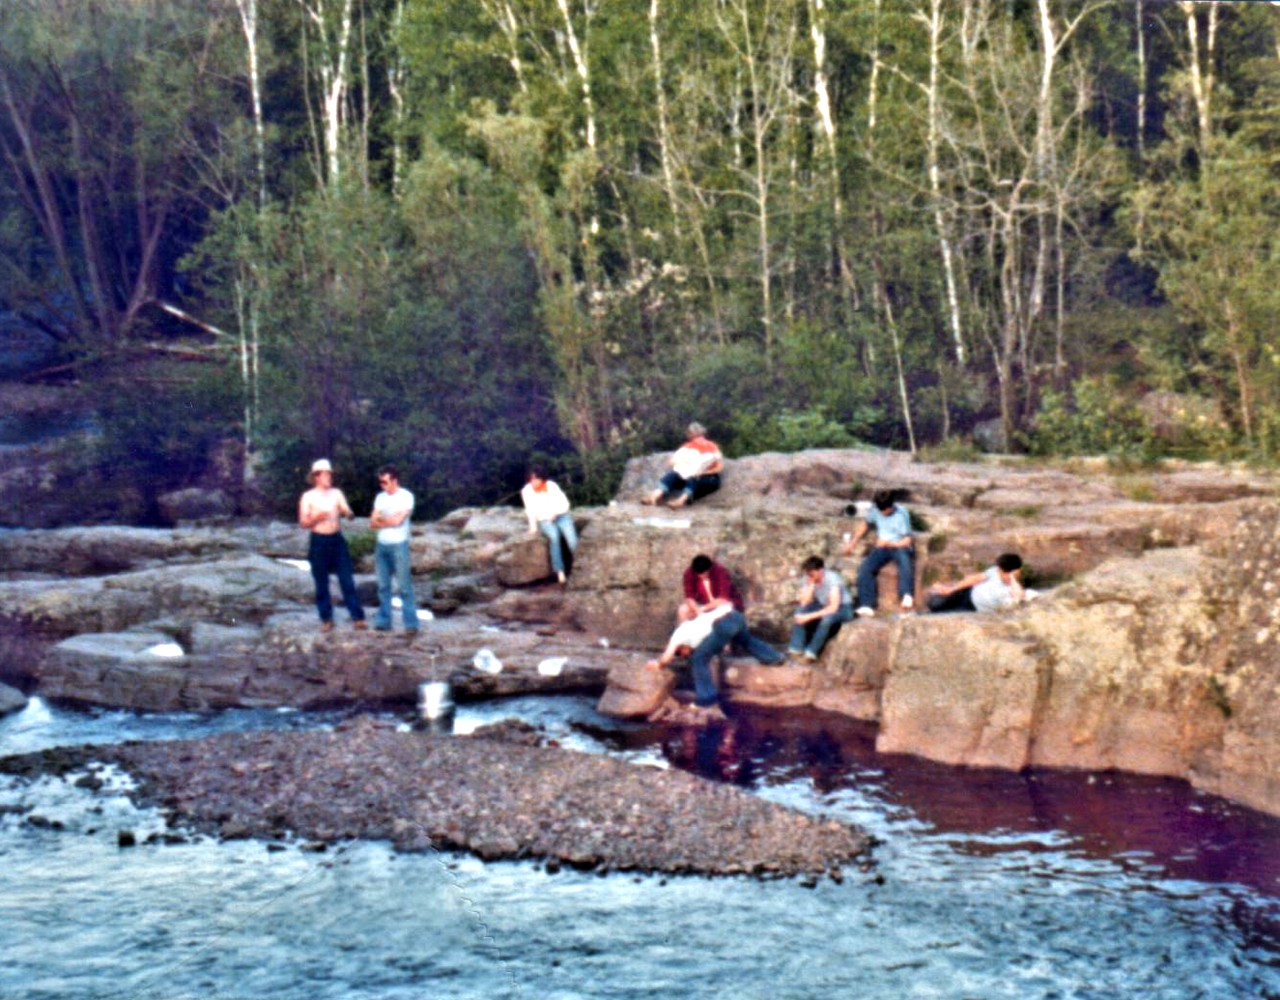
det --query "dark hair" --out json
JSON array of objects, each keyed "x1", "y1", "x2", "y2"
[
  {"x1": 801, "y1": 555, "x2": 825, "y2": 573},
  {"x1": 873, "y1": 488, "x2": 900, "y2": 512},
  {"x1": 996, "y1": 553, "x2": 1023, "y2": 573},
  {"x1": 377, "y1": 464, "x2": 400, "y2": 482},
  {"x1": 527, "y1": 464, "x2": 549, "y2": 481},
  {"x1": 690, "y1": 554, "x2": 714, "y2": 575}
]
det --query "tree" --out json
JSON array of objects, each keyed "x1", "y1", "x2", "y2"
[{"x1": 0, "y1": 0, "x2": 246, "y2": 355}]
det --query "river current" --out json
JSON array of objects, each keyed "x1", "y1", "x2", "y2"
[{"x1": 1, "y1": 695, "x2": 1277, "y2": 1000}]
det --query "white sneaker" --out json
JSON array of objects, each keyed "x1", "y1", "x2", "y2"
[
  {"x1": 855, "y1": 606, "x2": 875, "y2": 618},
  {"x1": 900, "y1": 594, "x2": 914, "y2": 611}
]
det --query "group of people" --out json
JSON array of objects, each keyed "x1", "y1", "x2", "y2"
[
  {"x1": 644, "y1": 482, "x2": 1034, "y2": 722},
  {"x1": 298, "y1": 459, "x2": 421, "y2": 633},
  {"x1": 301, "y1": 425, "x2": 1035, "y2": 727},
  {"x1": 300, "y1": 458, "x2": 582, "y2": 633}
]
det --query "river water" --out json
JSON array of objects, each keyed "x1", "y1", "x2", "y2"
[{"x1": 1, "y1": 695, "x2": 1277, "y2": 1000}]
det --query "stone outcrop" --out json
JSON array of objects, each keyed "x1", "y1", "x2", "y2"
[
  {"x1": 34, "y1": 611, "x2": 635, "y2": 712},
  {"x1": 0, "y1": 681, "x2": 25, "y2": 717}
]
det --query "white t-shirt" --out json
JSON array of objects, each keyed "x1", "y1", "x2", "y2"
[
  {"x1": 670, "y1": 441, "x2": 721, "y2": 479},
  {"x1": 970, "y1": 566, "x2": 1017, "y2": 613},
  {"x1": 667, "y1": 604, "x2": 734, "y2": 651},
  {"x1": 521, "y1": 480, "x2": 571, "y2": 524},
  {"x1": 374, "y1": 488, "x2": 414, "y2": 545}
]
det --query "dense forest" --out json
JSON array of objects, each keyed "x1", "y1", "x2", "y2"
[{"x1": 1, "y1": 0, "x2": 1277, "y2": 516}]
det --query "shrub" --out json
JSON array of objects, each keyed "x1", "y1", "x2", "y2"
[{"x1": 1026, "y1": 376, "x2": 1151, "y2": 460}]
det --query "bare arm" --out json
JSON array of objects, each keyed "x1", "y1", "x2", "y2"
[
  {"x1": 842, "y1": 521, "x2": 870, "y2": 555},
  {"x1": 931, "y1": 571, "x2": 987, "y2": 596}
]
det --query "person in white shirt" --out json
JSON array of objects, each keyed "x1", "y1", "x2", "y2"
[
  {"x1": 642, "y1": 422, "x2": 724, "y2": 508},
  {"x1": 297, "y1": 459, "x2": 366, "y2": 633},
  {"x1": 370, "y1": 464, "x2": 420, "y2": 633},
  {"x1": 926, "y1": 553, "x2": 1029, "y2": 613},
  {"x1": 520, "y1": 466, "x2": 578, "y2": 584},
  {"x1": 644, "y1": 604, "x2": 784, "y2": 722}
]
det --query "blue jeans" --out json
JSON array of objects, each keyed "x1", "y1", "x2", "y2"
[
  {"x1": 374, "y1": 539, "x2": 420, "y2": 630},
  {"x1": 688, "y1": 610, "x2": 784, "y2": 706},
  {"x1": 308, "y1": 532, "x2": 364, "y2": 624},
  {"x1": 659, "y1": 470, "x2": 721, "y2": 504},
  {"x1": 857, "y1": 546, "x2": 915, "y2": 607},
  {"x1": 538, "y1": 514, "x2": 578, "y2": 575},
  {"x1": 789, "y1": 601, "x2": 854, "y2": 657}
]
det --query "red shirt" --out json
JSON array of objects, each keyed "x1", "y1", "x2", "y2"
[{"x1": 682, "y1": 562, "x2": 744, "y2": 612}]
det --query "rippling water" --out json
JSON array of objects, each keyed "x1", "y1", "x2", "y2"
[{"x1": 1, "y1": 696, "x2": 1277, "y2": 1000}]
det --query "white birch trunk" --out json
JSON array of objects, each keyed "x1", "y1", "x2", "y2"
[{"x1": 925, "y1": 0, "x2": 966, "y2": 365}]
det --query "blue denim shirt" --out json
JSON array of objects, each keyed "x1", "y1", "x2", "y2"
[{"x1": 864, "y1": 504, "x2": 912, "y2": 544}]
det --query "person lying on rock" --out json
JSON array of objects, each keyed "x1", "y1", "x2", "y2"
[
  {"x1": 788, "y1": 555, "x2": 854, "y2": 661},
  {"x1": 842, "y1": 488, "x2": 916, "y2": 616},
  {"x1": 926, "y1": 552, "x2": 1031, "y2": 614},
  {"x1": 645, "y1": 605, "x2": 785, "y2": 724},
  {"x1": 642, "y1": 422, "x2": 724, "y2": 508},
  {"x1": 678, "y1": 553, "x2": 744, "y2": 623},
  {"x1": 298, "y1": 459, "x2": 367, "y2": 634},
  {"x1": 520, "y1": 465, "x2": 577, "y2": 585}
]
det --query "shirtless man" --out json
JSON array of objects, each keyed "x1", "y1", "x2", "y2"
[{"x1": 298, "y1": 459, "x2": 366, "y2": 632}]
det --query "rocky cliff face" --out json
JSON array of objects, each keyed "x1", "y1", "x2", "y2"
[
  {"x1": 1, "y1": 449, "x2": 1277, "y2": 817},
  {"x1": 591, "y1": 451, "x2": 1280, "y2": 817}
]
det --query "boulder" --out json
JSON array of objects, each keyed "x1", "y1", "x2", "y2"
[
  {"x1": 596, "y1": 662, "x2": 675, "y2": 719},
  {"x1": 0, "y1": 681, "x2": 26, "y2": 716},
  {"x1": 0, "y1": 525, "x2": 245, "y2": 576},
  {"x1": 494, "y1": 533, "x2": 555, "y2": 586},
  {"x1": 156, "y1": 488, "x2": 235, "y2": 524}
]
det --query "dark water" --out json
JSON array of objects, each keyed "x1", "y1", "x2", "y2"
[{"x1": 1, "y1": 696, "x2": 1277, "y2": 1000}]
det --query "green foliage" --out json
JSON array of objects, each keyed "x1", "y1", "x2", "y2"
[
  {"x1": 728, "y1": 407, "x2": 863, "y2": 457},
  {"x1": 1206, "y1": 675, "x2": 1233, "y2": 720},
  {"x1": 93, "y1": 364, "x2": 240, "y2": 518},
  {"x1": 211, "y1": 166, "x2": 561, "y2": 519},
  {"x1": 1027, "y1": 377, "x2": 1151, "y2": 460}
]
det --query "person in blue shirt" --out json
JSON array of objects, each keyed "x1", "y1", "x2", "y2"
[{"x1": 842, "y1": 489, "x2": 916, "y2": 616}]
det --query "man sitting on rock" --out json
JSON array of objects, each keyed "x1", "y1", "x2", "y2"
[
  {"x1": 926, "y1": 553, "x2": 1031, "y2": 613},
  {"x1": 642, "y1": 422, "x2": 724, "y2": 508},
  {"x1": 645, "y1": 605, "x2": 784, "y2": 724},
  {"x1": 788, "y1": 555, "x2": 854, "y2": 661},
  {"x1": 842, "y1": 488, "x2": 916, "y2": 616},
  {"x1": 678, "y1": 553, "x2": 744, "y2": 623}
]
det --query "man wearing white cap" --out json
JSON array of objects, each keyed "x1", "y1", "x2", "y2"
[{"x1": 298, "y1": 459, "x2": 367, "y2": 632}]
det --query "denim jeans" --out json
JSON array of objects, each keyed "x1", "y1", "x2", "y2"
[
  {"x1": 856, "y1": 546, "x2": 915, "y2": 607},
  {"x1": 688, "y1": 610, "x2": 784, "y2": 706},
  {"x1": 926, "y1": 588, "x2": 977, "y2": 613},
  {"x1": 659, "y1": 470, "x2": 721, "y2": 504},
  {"x1": 374, "y1": 539, "x2": 420, "y2": 630},
  {"x1": 538, "y1": 514, "x2": 578, "y2": 575},
  {"x1": 308, "y1": 532, "x2": 364, "y2": 624},
  {"x1": 789, "y1": 601, "x2": 854, "y2": 657}
]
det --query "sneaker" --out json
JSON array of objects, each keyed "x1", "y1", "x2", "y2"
[
  {"x1": 802, "y1": 651, "x2": 818, "y2": 663},
  {"x1": 320, "y1": 621, "x2": 334, "y2": 633},
  {"x1": 556, "y1": 571, "x2": 567, "y2": 585},
  {"x1": 900, "y1": 594, "x2": 914, "y2": 611},
  {"x1": 855, "y1": 607, "x2": 876, "y2": 618},
  {"x1": 353, "y1": 620, "x2": 368, "y2": 631}
]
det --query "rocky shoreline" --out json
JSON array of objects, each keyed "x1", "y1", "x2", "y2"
[
  {"x1": 2, "y1": 447, "x2": 1279, "y2": 837},
  {"x1": 0, "y1": 716, "x2": 868, "y2": 879}
]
